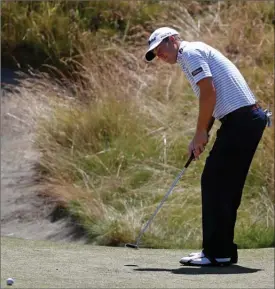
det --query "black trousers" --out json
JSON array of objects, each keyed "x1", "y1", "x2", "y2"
[{"x1": 201, "y1": 104, "x2": 267, "y2": 258}]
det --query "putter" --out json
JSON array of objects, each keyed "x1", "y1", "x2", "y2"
[{"x1": 125, "y1": 153, "x2": 194, "y2": 249}]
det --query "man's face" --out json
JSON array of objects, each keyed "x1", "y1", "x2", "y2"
[{"x1": 154, "y1": 36, "x2": 178, "y2": 64}]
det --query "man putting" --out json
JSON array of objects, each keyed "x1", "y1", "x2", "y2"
[{"x1": 145, "y1": 27, "x2": 271, "y2": 266}]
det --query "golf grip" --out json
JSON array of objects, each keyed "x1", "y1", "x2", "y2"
[
  {"x1": 184, "y1": 152, "x2": 195, "y2": 168},
  {"x1": 135, "y1": 153, "x2": 195, "y2": 245}
]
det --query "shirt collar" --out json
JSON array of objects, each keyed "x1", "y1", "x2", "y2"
[{"x1": 176, "y1": 41, "x2": 188, "y2": 63}]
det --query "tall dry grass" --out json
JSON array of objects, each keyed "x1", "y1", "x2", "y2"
[
  {"x1": 1, "y1": 0, "x2": 162, "y2": 74},
  {"x1": 5, "y1": 1, "x2": 274, "y2": 248}
]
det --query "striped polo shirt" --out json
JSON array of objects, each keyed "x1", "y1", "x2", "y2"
[{"x1": 176, "y1": 41, "x2": 256, "y2": 119}]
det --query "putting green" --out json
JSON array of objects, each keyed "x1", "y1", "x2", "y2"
[{"x1": 1, "y1": 237, "x2": 274, "y2": 288}]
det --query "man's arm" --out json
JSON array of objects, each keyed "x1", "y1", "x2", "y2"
[
  {"x1": 189, "y1": 77, "x2": 216, "y2": 159},
  {"x1": 181, "y1": 49, "x2": 216, "y2": 134},
  {"x1": 196, "y1": 77, "x2": 216, "y2": 134},
  {"x1": 181, "y1": 48, "x2": 216, "y2": 158}
]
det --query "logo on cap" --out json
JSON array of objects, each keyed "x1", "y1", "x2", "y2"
[{"x1": 148, "y1": 36, "x2": 157, "y2": 45}]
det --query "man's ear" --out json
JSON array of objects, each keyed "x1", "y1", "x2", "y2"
[{"x1": 170, "y1": 35, "x2": 176, "y2": 43}]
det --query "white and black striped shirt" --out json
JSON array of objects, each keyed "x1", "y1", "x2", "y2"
[{"x1": 176, "y1": 41, "x2": 256, "y2": 119}]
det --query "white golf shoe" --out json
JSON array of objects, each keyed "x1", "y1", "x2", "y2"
[
  {"x1": 188, "y1": 251, "x2": 204, "y2": 257},
  {"x1": 180, "y1": 251, "x2": 205, "y2": 263},
  {"x1": 180, "y1": 251, "x2": 231, "y2": 267}
]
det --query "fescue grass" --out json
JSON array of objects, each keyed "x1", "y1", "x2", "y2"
[
  {"x1": 5, "y1": 1, "x2": 274, "y2": 248},
  {"x1": 1, "y1": 0, "x2": 163, "y2": 73}
]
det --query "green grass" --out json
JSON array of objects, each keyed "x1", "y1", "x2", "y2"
[
  {"x1": 1, "y1": 0, "x2": 163, "y2": 73},
  {"x1": 34, "y1": 90, "x2": 274, "y2": 249}
]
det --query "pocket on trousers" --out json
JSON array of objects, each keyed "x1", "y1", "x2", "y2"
[
  {"x1": 251, "y1": 109, "x2": 267, "y2": 128},
  {"x1": 251, "y1": 108, "x2": 265, "y2": 119}
]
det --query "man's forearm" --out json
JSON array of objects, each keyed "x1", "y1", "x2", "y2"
[{"x1": 196, "y1": 91, "x2": 216, "y2": 133}]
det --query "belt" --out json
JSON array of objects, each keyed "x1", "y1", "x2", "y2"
[{"x1": 220, "y1": 103, "x2": 261, "y2": 123}]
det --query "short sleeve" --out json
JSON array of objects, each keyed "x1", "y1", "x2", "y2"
[{"x1": 182, "y1": 48, "x2": 212, "y2": 84}]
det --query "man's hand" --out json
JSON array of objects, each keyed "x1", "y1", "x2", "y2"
[{"x1": 189, "y1": 130, "x2": 209, "y2": 159}]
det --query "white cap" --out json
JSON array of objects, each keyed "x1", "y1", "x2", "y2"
[{"x1": 145, "y1": 27, "x2": 179, "y2": 61}]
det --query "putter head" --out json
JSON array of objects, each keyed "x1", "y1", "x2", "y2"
[{"x1": 125, "y1": 243, "x2": 139, "y2": 249}]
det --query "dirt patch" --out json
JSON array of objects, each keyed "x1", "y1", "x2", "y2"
[{"x1": 1, "y1": 70, "x2": 87, "y2": 243}]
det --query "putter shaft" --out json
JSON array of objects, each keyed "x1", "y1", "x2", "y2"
[{"x1": 128, "y1": 154, "x2": 194, "y2": 248}]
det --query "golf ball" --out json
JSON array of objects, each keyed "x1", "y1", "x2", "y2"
[{"x1": 6, "y1": 278, "x2": 14, "y2": 286}]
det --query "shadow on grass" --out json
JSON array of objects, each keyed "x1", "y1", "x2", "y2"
[{"x1": 134, "y1": 265, "x2": 262, "y2": 275}]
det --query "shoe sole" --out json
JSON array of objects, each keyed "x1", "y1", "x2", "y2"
[
  {"x1": 180, "y1": 256, "x2": 238, "y2": 266},
  {"x1": 180, "y1": 261, "x2": 232, "y2": 267}
]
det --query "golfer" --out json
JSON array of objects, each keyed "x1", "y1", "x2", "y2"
[{"x1": 145, "y1": 27, "x2": 271, "y2": 266}]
